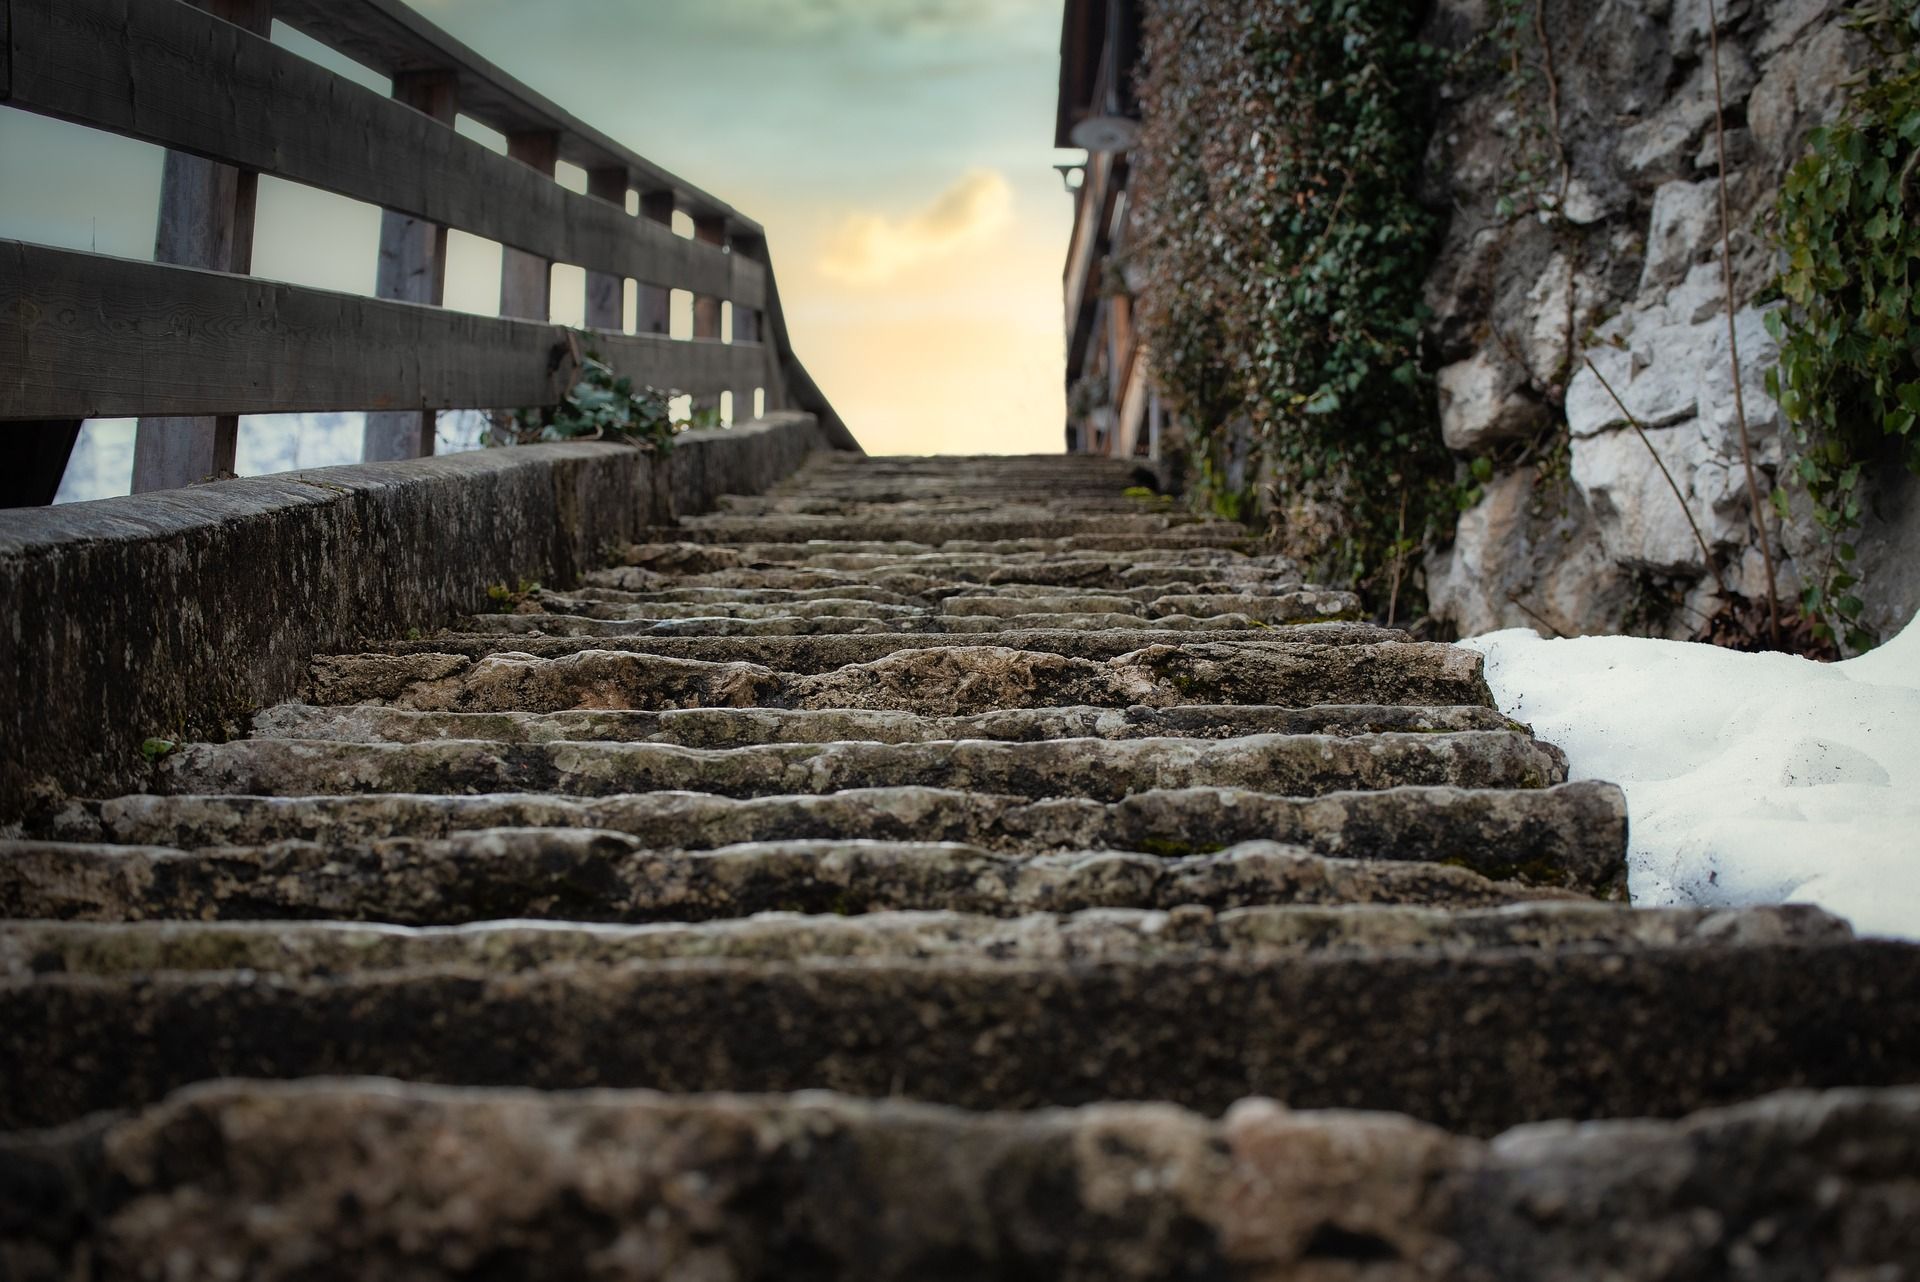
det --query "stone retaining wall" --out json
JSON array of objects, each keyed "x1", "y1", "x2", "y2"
[{"x1": 0, "y1": 414, "x2": 828, "y2": 818}]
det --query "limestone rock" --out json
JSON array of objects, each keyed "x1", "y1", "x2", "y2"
[{"x1": 1438, "y1": 348, "x2": 1549, "y2": 453}]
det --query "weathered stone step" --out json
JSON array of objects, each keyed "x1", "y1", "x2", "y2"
[
  {"x1": 0, "y1": 835, "x2": 1583, "y2": 924},
  {"x1": 7, "y1": 936, "x2": 1918, "y2": 1131},
  {"x1": 251, "y1": 701, "x2": 1522, "y2": 747},
  {"x1": 715, "y1": 494, "x2": 1161, "y2": 515},
  {"x1": 662, "y1": 516, "x2": 1248, "y2": 545},
  {"x1": 576, "y1": 584, "x2": 927, "y2": 607},
  {"x1": 585, "y1": 564, "x2": 1299, "y2": 596},
  {"x1": 455, "y1": 610, "x2": 1330, "y2": 639},
  {"x1": 495, "y1": 586, "x2": 1357, "y2": 624},
  {"x1": 155, "y1": 731, "x2": 1566, "y2": 801},
  {"x1": 334, "y1": 629, "x2": 1407, "y2": 674},
  {"x1": 31, "y1": 781, "x2": 1627, "y2": 892},
  {"x1": 11, "y1": 1081, "x2": 1912, "y2": 1280},
  {"x1": 516, "y1": 595, "x2": 934, "y2": 620},
  {"x1": 565, "y1": 581, "x2": 1307, "y2": 608},
  {"x1": 610, "y1": 541, "x2": 1284, "y2": 575},
  {"x1": 305, "y1": 640, "x2": 1477, "y2": 713},
  {"x1": 0, "y1": 904, "x2": 1848, "y2": 979},
  {"x1": 587, "y1": 558, "x2": 1298, "y2": 593}
]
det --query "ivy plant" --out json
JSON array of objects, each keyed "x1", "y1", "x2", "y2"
[
  {"x1": 494, "y1": 343, "x2": 681, "y2": 454},
  {"x1": 1766, "y1": 0, "x2": 1920, "y2": 651},
  {"x1": 1131, "y1": 0, "x2": 1453, "y2": 599}
]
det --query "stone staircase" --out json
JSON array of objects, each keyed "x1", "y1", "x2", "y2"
[{"x1": 4, "y1": 452, "x2": 1917, "y2": 1277}]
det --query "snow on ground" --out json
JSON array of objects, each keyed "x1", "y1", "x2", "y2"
[{"x1": 1462, "y1": 615, "x2": 1920, "y2": 940}]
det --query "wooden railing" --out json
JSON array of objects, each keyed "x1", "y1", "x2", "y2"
[{"x1": 0, "y1": 0, "x2": 856, "y2": 497}]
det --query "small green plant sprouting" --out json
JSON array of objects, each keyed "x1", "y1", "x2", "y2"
[
  {"x1": 484, "y1": 578, "x2": 541, "y2": 613},
  {"x1": 1766, "y1": 0, "x2": 1920, "y2": 651},
  {"x1": 140, "y1": 738, "x2": 178, "y2": 765}
]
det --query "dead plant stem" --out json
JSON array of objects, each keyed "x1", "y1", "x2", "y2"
[
  {"x1": 1706, "y1": 0, "x2": 1782, "y2": 646},
  {"x1": 1585, "y1": 359, "x2": 1732, "y2": 598}
]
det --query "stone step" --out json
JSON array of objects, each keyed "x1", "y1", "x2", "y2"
[
  {"x1": 455, "y1": 610, "x2": 1336, "y2": 639},
  {"x1": 519, "y1": 595, "x2": 935, "y2": 620},
  {"x1": 662, "y1": 517, "x2": 1250, "y2": 545},
  {"x1": 587, "y1": 552, "x2": 1305, "y2": 591},
  {"x1": 31, "y1": 781, "x2": 1627, "y2": 892},
  {"x1": 304, "y1": 640, "x2": 1480, "y2": 713},
  {"x1": 334, "y1": 628, "x2": 1408, "y2": 672},
  {"x1": 11, "y1": 1081, "x2": 1913, "y2": 1280},
  {"x1": 714, "y1": 494, "x2": 1162, "y2": 515},
  {"x1": 155, "y1": 731, "x2": 1566, "y2": 801},
  {"x1": 6, "y1": 936, "x2": 1918, "y2": 1131},
  {"x1": 587, "y1": 564, "x2": 1305, "y2": 594},
  {"x1": 493, "y1": 586, "x2": 1358, "y2": 624},
  {"x1": 610, "y1": 541, "x2": 1283, "y2": 573},
  {"x1": 0, "y1": 836, "x2": 1584, "y2": 924},
  {"x1": 568, "y1": 583, "x2": 926, "y2": 607},
  {"x1": 0, "y1": 904, "x2": 1848, "y2": 979},
  {"x1": 250, "y1": 701, "x2": 1523, "y2": 747},
  {"x1": 561, "y1": 581, "x2": 1309, "y2": 607}
]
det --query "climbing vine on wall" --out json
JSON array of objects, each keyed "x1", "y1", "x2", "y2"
[
  {"x1": 1131, "y1": 0, "x2": 1452, "y2": 599},
  {"x1": 1767, "y1": 0, "x2": 1920, "y2": 651}
]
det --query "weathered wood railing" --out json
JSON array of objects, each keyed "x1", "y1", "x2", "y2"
[{"x1": 0, "y1": 0, "x2": 857, "y2": 501}]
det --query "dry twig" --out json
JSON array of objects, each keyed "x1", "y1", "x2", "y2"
[
  {"x1": 1585, "y1": 358, "x2": 1732, "y2": 598},
  {"x1": 1706, "y1": 0, "x2": 1782, "y2": 646}
]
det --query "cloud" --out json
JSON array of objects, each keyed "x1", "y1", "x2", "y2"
[
  {"x1": 819, "y1": 170, "x2": 1014, "y2": 284},
  {"x1": 746, "y1": 0, "x2": 1040, "y2": 38}
]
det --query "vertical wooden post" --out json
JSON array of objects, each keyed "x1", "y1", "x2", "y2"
[
  {"x1": 634, "y1": 192, "x2": 675, "y2": 337},
  {"x1": 730, "y1": 232, "x2": 765, "y2": 424},
  {"x1": 133, "y1": 0, "x2": 269, "y2": 492},
  {"x1": 585, "y1": 167, "x2": 629, "y2": 332},
  {"x1": 499, "y1": 130, "x2": 560, "y2": 321},
  {"x1": 364, "y1": 69, "x2": 458, "y2": 463},
  {"x1": 2, "y1": 424, "x2": 85, "y2": 508},
  {"x1": 692, "y1": 214, "x2": 726, "y2": 421}
]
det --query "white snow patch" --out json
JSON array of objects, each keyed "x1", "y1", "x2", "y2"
[{"x1": 1462, "y1": 615, "x2": 1920, "y2": 940}]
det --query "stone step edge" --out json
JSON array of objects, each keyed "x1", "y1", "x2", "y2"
[
  {"x1": 153, "y1": 730, "x2": 1569, "y2": 802},
  {"x1": 0, "y1": 904, "x2": 1853, "y2": 978},
  {"x1": 5, "y1": 940, "x2": 1917, "y2": 1134},
  {"x1": 30, "y1": 780, "x2": 1629, "y2": 895},
  {"x1": 0, "y1": 836, "x2": 1591, "y2": 925},
  {"x1": 246, "y1": 701, "x2": 1528, "y2": 747},
  {"x1": 8, "y1": 1080, "x2": 1908, "y2": 1279}
]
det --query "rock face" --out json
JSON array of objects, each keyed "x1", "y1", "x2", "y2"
[
  {"x1": 4, "y1": 451, "x2": 1917, "y2": 1276},
  {"x1": 1421, "y1": 0, "x2": 1918, "y2": 642}
]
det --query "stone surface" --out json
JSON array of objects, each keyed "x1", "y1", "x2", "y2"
[
  {"x1": 1416, "y1": 0, "x2": 1910, "y2": 641},
  {"x1": 4, "y1": 1081, "x2": 1916, "y2": 1282},
  {"x1": 0, "y1": 418, "x2": 831, "y2": 816},
  {"x1": 6, "y1": 447, "x2": 1902, "y2": 1274},
  {"x1": 299, "y1": 641, "x2": 1490, "y2": 716},
  {"x1": 0, "y1": 836, "x2": 1585, "y2": 924},
  {"x1": 1427, "y1": 465, "x2": 1632, "y2": 638},
  {"x1": 248, "y1": 701, "x2": 1526, "y2": 747},
  {"x1": 154, "y1": 730, "x2": 1566, "y2": 801},
  {"x1": 6, "y1": 938, "x2": 1919, "y2": 1131},
  {"x1": 25, "y1": 779, "x2": 1629, "y2": 892},
  {"x1": 2, "y1": 902, "x2": 1847, "y2": 978}
]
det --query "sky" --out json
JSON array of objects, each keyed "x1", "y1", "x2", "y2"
[{"x1": 1, "y1": 0, "x2": 1077, "y2": 498}]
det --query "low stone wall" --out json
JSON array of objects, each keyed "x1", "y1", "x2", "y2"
[{"x1": 0, "y1": 414, "x2": 828, "y2": 818}]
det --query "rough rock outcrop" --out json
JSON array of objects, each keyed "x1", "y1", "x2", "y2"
[{"x1": 1421, "y1": 0, "x2": 1917, "y2": 641}]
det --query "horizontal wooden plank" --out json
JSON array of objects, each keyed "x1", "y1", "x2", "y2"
[
  {"x1": 5, "y1": 0, "x2": 764, "y2": 309},
  {"x1": 0, "y1": 240, "x2": 769, "y2": 420},
  {"x1": 273, "y1": 0, "x2": 757, "y2": 235}
]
